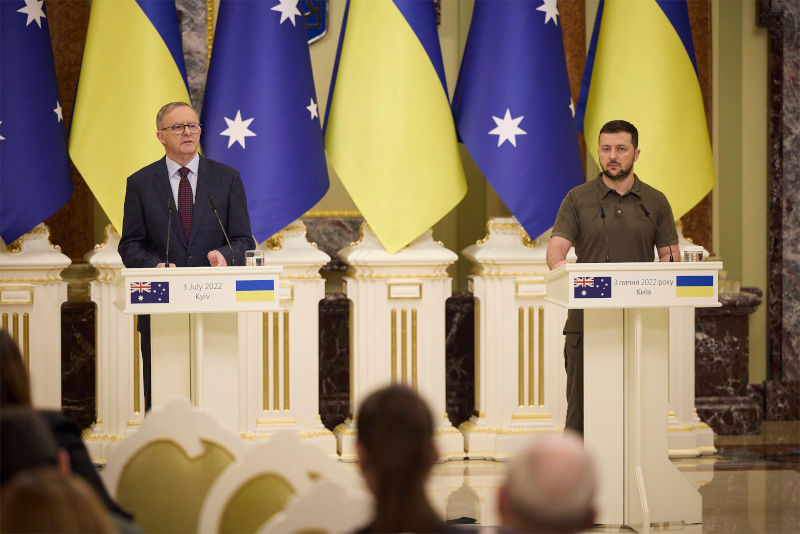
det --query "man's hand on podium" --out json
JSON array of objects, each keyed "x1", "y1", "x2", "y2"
[
  {"x1": 207, "y1": 250, "x2": 228, "y2": 267},
  {"x1": 156, "y1": 262, "x2": 176, "y2": 268}
]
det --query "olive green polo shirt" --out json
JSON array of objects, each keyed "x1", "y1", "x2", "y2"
[{"x1": 552, "y1": 174, "x2": 679, "y2": 332}]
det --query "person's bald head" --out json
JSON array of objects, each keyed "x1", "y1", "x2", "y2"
[{"x1": 499, "y1": 431, "x2": 596, "y2": 533}]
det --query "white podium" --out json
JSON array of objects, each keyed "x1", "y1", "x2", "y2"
[
  {"x1": 545, "y1": 262, "x2": 721, "y2": 532},
  {"x1": 118, "y1": 266, "x2": 280, "y2": 432}
]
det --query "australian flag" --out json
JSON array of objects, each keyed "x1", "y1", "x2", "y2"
[
  {"x1": 574, "y1": 276, "x2": 611, "y2": 299},
  {"x1": 130, "y1": 281, "x2": 170, "y2": 304},
  {"x1": 202, "y1": 0, "x2": 329, "y2": 243},
  {"x1": 1, "y1": 0, "x2": 73, "y2": 243},
  {"x1": 452, "y1": 0, "x2": 583, "y2": 240}
]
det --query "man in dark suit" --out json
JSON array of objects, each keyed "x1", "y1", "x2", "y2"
[{"x1": 119, "y1": 101, "x2": 255, "y2": 409}]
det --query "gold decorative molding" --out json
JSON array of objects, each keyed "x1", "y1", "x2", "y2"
[
  {"x1": 474, "y1": 219, "x2": 538, "y2": 248},
  {"x1": 459, "y1": 421, "x2": 563, "y2": 435},
  {"x1": 520, "y1": 227, "x2": 539, "y2": 248},
  {"x1": 6, "y1": 238, "x2": 22, "y2": 254},
  {"x1": 81, "y1": 432, "x2": 125, "y2": 442},
  {"x1": 668, "y1": 423, "x2": 713, "y2": 432},
  {"x1": 470, "y1": 268, "x2": 547, "y2": 279},
  {"x1": 206, "y1": 0, "x2": 215, "y2": 65},
  {"x1": 256, "y1": 417, "x2": 296, "y2": 426},
  {"x1": 334, "y1": 423, "x2": 357, "y2": 436},
  {"x1": 511, "y1": 413, "x2": 552, "y2": 421},
  {"x1": 94, "y1": 224, "x2": 117, "y2": 249},
  {"x1": 6, "y1": 224, "x2": 62, "y2": 253},
  {"x1": 265, "y1": 233, "x2": 282, "y2": 250},
  {"x1": 304, "y1": 210, "x2": 362, "y2": 218},
  {"x1": 346, "y1": 270, "x2": 449, "y2": 280},
  {"x1": 349, "y1": 221, "x2": 368, "y2": 248}
]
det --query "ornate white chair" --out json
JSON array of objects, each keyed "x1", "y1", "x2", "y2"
[
  {"x1": 256, "y1": 480, "x2": 372, "y2": 534},
  {"x1": 101, "y1": 398, "x2": 245, "y2": 533},
  {"x1": 198, "y1": 431, "x2": 370, "y2": 534}
]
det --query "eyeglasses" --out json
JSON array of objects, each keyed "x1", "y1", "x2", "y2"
[{"x1": 160, "y1": 122, "x2": 201, "y2": 135}]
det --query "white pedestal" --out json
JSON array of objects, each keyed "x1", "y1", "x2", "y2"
[
  {"x1": 460, "y1": 218, "x2": 568, "y2": 459},
  {"x1": 335, "y1": 225, "x2": 463, "y2": 461},
  {"x1": 0, "y1": 224, "x2": 70, "y2": 409},
  {"x1": 256, "y1": 220, "x2": 336, "y2": 454}
]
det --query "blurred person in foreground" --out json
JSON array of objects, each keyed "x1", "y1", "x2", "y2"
[
  {"x1": 355, "y1": 384, "x2": 453, "y2": 533},
  {"x1": 0, "y1": 329, "x2": 141, "y2": 533},
  {"x1": 1, "y1": 467, "x2": 115, "y2": 533},
  {"x1": 497, "y1": 431, "x2": 596, "y2": 533}
]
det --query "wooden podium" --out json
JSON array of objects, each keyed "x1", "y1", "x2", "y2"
[
  {"x1": 117, "y1": 266, "x2": 281, "y2": 432},
  {"x1": 545, "y1": 262, "x2": 722, "y2": 532}
]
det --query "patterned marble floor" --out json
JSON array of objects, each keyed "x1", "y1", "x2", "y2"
[{"x1": 424, "y1": 421, "x2": 800, "y2": 533}]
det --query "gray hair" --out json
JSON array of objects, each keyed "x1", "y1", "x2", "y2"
[
  {"x1": 504, "y1": 431, "x2": 596, "y2": 532},
  {"x1": 156, "y1": 102, "x2": 199, "y2": 129}
]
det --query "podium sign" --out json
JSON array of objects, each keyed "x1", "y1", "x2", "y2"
[
  {"x1": 546, "y1": 262, "x2": 719, "y2": 309},
  {"x1": 545, "y1": 262, "x2": 721, "y2": 532},
  {"x1": 119, "y1": 266, "x2": 281, "y2": 314}
]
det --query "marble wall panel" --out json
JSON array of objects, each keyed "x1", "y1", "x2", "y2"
[
  {"x1": 696, "y1": 288, "x2": 763, "y2": 434},
  {"x1": 758, "y1": 0, "x2": 800, "y2": 421},
  {"x1": 60, "y1": 302, "x2": 95, "y2": 430}
]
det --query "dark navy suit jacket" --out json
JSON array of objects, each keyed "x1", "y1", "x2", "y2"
[{"x1": 118, "y1": 155, "x2": 255, "y2": 268}]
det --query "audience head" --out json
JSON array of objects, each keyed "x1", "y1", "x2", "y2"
[
  {"x1": 498, "y1": 431, "x2": 597, "y2": 533},
  {"x1": 0, "y1": 328, "x2": 32, "y2": 407},
  {"x1": 0, "y1": 467, "x2": 115, "y2": 533},
  {"x1": 0, "y1": 408, "x2": 65, "y2": 487},
  {"x1": 356, "y1": 384, "x2": 443, "y2": 532}
]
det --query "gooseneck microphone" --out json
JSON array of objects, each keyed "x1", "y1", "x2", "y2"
[
  {"x1": 599, "y1": 205, "x2": 611, "y2": 262},
  {"x1": 639, "y1": 203, "x2": 674, "y2": 262},
  {"x1": 207, "y1": 195, "x2": 236, "y2": 266},
  {"x1": 165, "y1": 194, "x2": 175, "y2": 267}
]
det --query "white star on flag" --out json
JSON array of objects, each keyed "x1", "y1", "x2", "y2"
[
  {"x1": 271, "y1": 0, "x2": 302, "y2": 26},
  {"x1": 17, "y1": 0, "x2": 46, "y2": 28},
  {"x1": 306, "y1": 98, "x2": 318, "y2": 120},
  {"x1": 0, "y1": 121, "x2": 4, "y2": 141},
  {"x1": 569, "y1": 99, "x2": 575, "y2": 117},
  {"x1": 536, "y1": 0, "x2": 559, "y2": 26},
  {"x1": 489, "y1": 109, "x2": 527, "y2": 148},
  {"x1": 220, "y1": 110, "x2": 257, "y2": 149},
  {"x1": 54, "y1": 101, "x2": 63, "y2": 122}
]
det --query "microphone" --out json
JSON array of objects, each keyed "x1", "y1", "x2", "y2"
[
  {"x1": 165, "y1": 194, "x2": 174, "y2": 267},
  {"x1": 208, "y1": 195, "x2": 235, "y2": 266},
  {"x1": 599, "y1": 205, "x2": 611, "y2": 262},
  {"x1": 639, "y1": 203, "x2": 674, "y2": 262}
]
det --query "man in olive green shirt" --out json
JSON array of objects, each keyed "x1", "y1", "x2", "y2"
[{"x1": 546, "y1": 120, "x2": 681, "y2": 435}]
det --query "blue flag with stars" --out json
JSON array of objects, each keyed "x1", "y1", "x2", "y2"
[
  {"x1": 202, "y1": 0, "x2": 329, "y2": 243},
  {"x1": 1, "y1": 0, "x2": 72, "y2": 243},
  {"x1": 452, "y1": 0, "x2": 583, "y2": 239}
]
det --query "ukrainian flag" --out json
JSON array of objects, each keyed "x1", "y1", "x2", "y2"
[
  {"x1": 676, "y1": 275, "x2": 714, "y2": 298},
  {"x1": 235, "y1": 280, "x2": 275, "y2": 302},
  {"x1": 324, "y1": 0, "x2": 467, "y2": 254},
  {"x1": 69, "y1": 0, "x2": 191, "y2": 232},
  {"x1": 576, "y1": 0, "x2": 715, "y2": 219}
]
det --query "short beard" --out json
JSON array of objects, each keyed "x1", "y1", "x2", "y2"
[{"x1": 602, "y1": 164, "x2": 633, "y2": 181}]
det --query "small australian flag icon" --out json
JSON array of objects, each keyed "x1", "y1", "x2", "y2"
[
  {"x1": 130, "y1": 281, "x2": 170, "y2": 304},
  {"x1": 573, "y1": 276, "x2": 612, "y2": 299}
]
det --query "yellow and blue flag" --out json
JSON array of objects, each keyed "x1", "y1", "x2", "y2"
[
  {"x1": 675, "y1": 275, "x2": 713, "y2": 298},
  {"x1": 452, "y1": 0, "x2": 583, "y2": 240},
  {"x1": 1, "y1": 0, "x2": 73, "y2": 243},
  {"x1": 69, "y1": 0, "x2": 191, "y2": 232},
  {"x1": 202, "y1": 0, "x2": 329, "y2": 243},
  {"x1": 576, "y1": 0, "x2": 715, "y2": 219},
  {"x1": 235, "y1": 279, "x2": 275, "y2": 302},
  {"x1": 324, "y1": 0, "x2": 467, "y2": 254}
]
